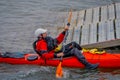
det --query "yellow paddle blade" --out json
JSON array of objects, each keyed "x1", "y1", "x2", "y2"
[{"x1": 56, "y1": 62, "x2": 63, "y2": 78}]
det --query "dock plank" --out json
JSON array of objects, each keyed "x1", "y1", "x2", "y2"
[
  {"x1": 65, "y1": 12, "x2": 78, "y2": 43},
  {"x1": 66, "y1": 3, "x2": 120, "y2": 49},
  {"x1": 73, "y1": 26, "x2": 81, "y2": 44},
  {"x1": 108, "y1": 4, "x2": 115, "y2": 20},
  {"x1": 89, "y1": 23, "x2": 97, "y2": 43},
  {"x1": 81, "y1": 39, "x2": 120, "y2": 49},
  {"x1": 80, "y1": 24, "x2": 90, "y2": 45},
  {"x1": 98, "y1": 22, "x2": 107, "y2": 42},
  {"x1": 78, "y1": 10, "x2": 85, "y2": 26},
  {"x1": 101, "y1": 6, "x2": 108, "y2": 21},
  {"x1": 106, "y1": 20, "x2": 115, "y2": 40},
  {"x1": 84, "y1": 9, "x2": 93, "y2": 24},
  {"x1": 93, "y1": 7, "x2": 100, "y2": 23},
  {"x1": 70, "y1": 12, "x2": 78, "y2": 28},
  {"x1": 115, "y1": 19, "x2": 120, "y2": 39},
  {"x1": 115, "y1": 3, "x2": 120, "y2": 19},
  {"x1": 66, "y1": 28, "x2": 74, "y2": 44}
]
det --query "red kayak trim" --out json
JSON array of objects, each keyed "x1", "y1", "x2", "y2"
[{"x1": 0, "y1": 52, "x2": 120, "y2": 68}]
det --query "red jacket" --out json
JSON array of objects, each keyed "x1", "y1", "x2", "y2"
[{"x1": 36, "y1": 31, "x2": 66, "y2": 59}]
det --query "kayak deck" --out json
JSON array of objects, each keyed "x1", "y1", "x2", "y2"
[{"x1": 0, "y1": 52, "x2": 120, "y2": 68}]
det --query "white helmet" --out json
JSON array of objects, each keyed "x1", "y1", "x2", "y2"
[{"x1": 35, "y1": 28, "x2": 47, "y2": 37}]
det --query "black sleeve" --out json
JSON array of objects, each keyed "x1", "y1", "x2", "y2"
[{"x1": 62, "y1": 31, "x2": 66, "y2": 35}]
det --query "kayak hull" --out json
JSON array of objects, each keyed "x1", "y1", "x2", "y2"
[{"x1": 0, "y1": 52, "x2": 120, "y2": 68}]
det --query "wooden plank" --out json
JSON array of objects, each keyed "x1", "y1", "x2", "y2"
[
  {"x1": 77, "y1": 10, "x2": 85, "y2": 26},
  {"x1": 115, "y1": 3, "x2": 120, "y2": 19},
  {"x1": 84, "y1": 8, "x2": 93, "y2": 24},
  {"x1": 65, "y1": 12, "x2": 78, "y2": 43},
  {"x1": 106, "y1": 20, "x2": 115, "y2": 40},
  {"x1": 81, "y1": 39, "x2": 120, "y2": 49},
  {"x1": 89, "y1": 23, "x2": 97, "y2": 43},
  {"x1": 101, "y1": 6, "x2": 108, "y2": 21},
  {"x1": 66, "y1": 28, "x2": 74, "y2": 44},
  {"x1": 115, "y1": 19, "x2": 120, "y2": 39},
  {"x1": 98, "y1": 21, "x2": 107, "y2": 42},
  {"x1": 70, "y1": 12, "x2": 78, "y2": 28},
  {"x1": 80, "y1": 24, "x2": 90, "y2": 45},
  {"x1": 93, "y1": 7, "x2": 100, "y2": 23},
  {"x1": 108, "y1": 4, "x2": 115, "y2": 20},
  {"x1": 72, "y1": 26, "x2": 81, "y2": 44}
]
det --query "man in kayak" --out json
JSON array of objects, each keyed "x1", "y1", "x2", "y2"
[{"x1": 33, "y1": 23, "x2": 99, "y2": 69}]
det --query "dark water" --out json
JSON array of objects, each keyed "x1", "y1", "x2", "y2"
[{"x1": 0, "y1": 0, "x2": 120, "y2": 80}]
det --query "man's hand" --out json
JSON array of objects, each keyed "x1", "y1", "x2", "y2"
[
  {"x1": 64, "y1": 23, "x2": 70, "y2": 31},
  {"x1": 57, "y1": 52, "x2": 64, "y2": 57}
]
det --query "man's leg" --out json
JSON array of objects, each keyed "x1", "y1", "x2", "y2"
[
  {"x1": 71, "y1": 42, "x2": 82, "y2": 50},
  {"x1": 70, "y1": 48, "x2": 99, "y2": 69}
]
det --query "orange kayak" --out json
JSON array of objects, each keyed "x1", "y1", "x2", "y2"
[{"x1": 0, "y1": 52, "x2": 120, "y2": 68}]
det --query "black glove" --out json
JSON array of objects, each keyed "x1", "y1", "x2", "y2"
[{"x1": 67, "y1": 23, "x2": 70, "y2": 26}]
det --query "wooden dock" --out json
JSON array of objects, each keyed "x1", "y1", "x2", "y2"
[{"x1": 57, "y1": 3, "x2": 120, "y2": 49}]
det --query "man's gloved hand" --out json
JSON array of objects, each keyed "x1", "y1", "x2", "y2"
[
  {"x1": 56, "y1": 52, "x2": 64, "y2": 57},
  {"x1": 67, "y1": 23, "x2": 70, "y2": 26},
  {"x1": 64, "y1": 23, "x2": 70, "y2": 31}
]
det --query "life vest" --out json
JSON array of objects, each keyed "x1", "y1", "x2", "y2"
[
  {"x1": 33, "y1": 39, "x2": 42, "y2": 56},
  {"x1": 33, "y1": 36, "x2": 58, "y2": 55},
  {"x1": 44, "y1": 36, "x2": 58, "y2": 51}
]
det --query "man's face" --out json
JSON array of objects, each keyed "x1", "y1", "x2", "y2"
[{"x1": 42, "y1": 32, "x2": 47, "y2": 38}]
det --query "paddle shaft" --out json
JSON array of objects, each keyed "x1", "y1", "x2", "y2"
[
  {"x1": 61, "y1": 9, "x2": 72, "y2": 49},
  {"x1": 60, "y1": 30, "x2": 69, "y2": 61},
  {"x1": 56, "y1": 10, "x2": 72, "y2": 78},
  {"x1": 60, "y1": 10, "x2": 72, "y2": 61}
]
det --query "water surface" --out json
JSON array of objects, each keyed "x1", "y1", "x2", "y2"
[{"x1": 0, "y1": 0, "x2": 120, "y2": 80}]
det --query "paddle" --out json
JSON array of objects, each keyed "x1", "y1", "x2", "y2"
[{"x1": 56, "y1": 9, "x2": 72, "y2": 78}]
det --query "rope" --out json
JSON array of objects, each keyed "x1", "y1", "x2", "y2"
[{"x1": 82, "y1": 48, "x2": 106, "y2": 54}]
